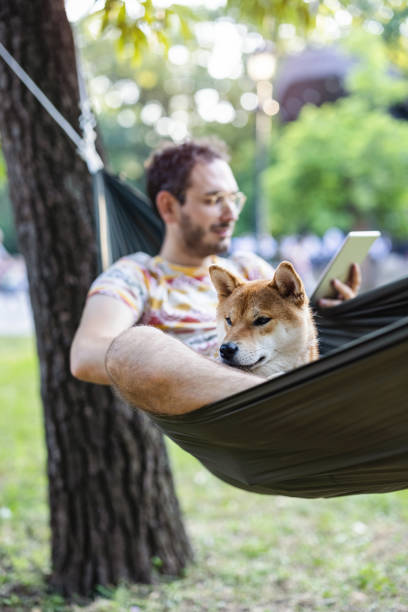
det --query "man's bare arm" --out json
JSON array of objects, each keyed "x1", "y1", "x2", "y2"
[
  {"x1": 70, "y1": 295, "x2": 137, "y2": 384},
  {"x1": 105, "y1": 326, "x2": 264, "y2": 415}
]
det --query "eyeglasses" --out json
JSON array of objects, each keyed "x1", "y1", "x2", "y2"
[{"x1": 202, "y1": 191, "x2": 247, "y2": 214}]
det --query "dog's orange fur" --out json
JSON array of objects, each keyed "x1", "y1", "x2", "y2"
[{"x1": 209, "y1": 261, "x2": 319, "y2": 378}]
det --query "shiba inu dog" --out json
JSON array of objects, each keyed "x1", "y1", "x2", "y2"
[{"x1": 209, "y1": 261, "x2": 319, "y2": 378}]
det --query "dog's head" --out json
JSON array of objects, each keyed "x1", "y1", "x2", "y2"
[{"x1": 209, "y1": 261, "x2": 315, "y2": 376}]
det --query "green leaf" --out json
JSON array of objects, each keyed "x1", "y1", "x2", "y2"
[
  {"x1": 142, "y1": 0, "x2": 154, "y2": 25},
  {"x1": 151, "y1": 555, "x2": 163, "y2": 568},
  {"x1": 156, "y1": 29, "x2": 170, "y2": 53},
  {"x1": 117, "y1": 2, "x2": 126, "y2": 26},
  {"x1": 178, "y1": 14, "x2": 193, "y2": 41}
]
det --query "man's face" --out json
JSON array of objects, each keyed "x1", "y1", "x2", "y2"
[{"x1": 176, "y1": 159, "x2": 242, "y2": 258}]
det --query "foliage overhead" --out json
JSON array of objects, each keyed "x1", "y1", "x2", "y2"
[
  {"x1": 264, "y1": 34, "x2": 408, "y2": 239},
  {"x1": 344, "y1": 30, "x2": 408, "y2": 107},
  {"x1": 98, "y1": 0, "x2": 197, "y2": 62},
  {"x1": 221, "y1": 0, "x2": 317, "y2": 36},
  {"x1": 265, "y1": 99, "x2": 408, "y2": 238},
  {"x1": 1, "y1": 0, "x2": 408, "y2": 248},
  {"x1": 98, "y1": 0, "x2": 408, "y2": 67},
  {"x1": 99, "y1": 0, "x2": 319, "y2": 54}
]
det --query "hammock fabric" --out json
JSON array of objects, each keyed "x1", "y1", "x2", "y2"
[
  {"x1": 93, "y1": 170, "x2": 164, "y2": 270},
  {"x1": 5, "y1": 32, "x2": 404, "y2": 498},
  {"x1": 94, "y1": 169, "x2": 408, "y2": 498}
]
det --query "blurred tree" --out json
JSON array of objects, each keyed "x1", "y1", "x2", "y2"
[
  {"x1": 264, "y1": 33, "x2": 408, "y2": 238},
  {"x1": 3, "y1": 0, "x2": 406, "y2": 247},
  {"x1": 0, "y1": 0, "x2": 191, "y2": 596}
]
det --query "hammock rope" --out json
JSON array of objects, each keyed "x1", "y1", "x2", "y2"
[{"x1": 0, "y1": 41, "x2": 103, "y2": 173}]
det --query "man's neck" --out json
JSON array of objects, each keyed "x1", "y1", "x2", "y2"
[{"x1": 159, "y1": 238, "x2": 212, "y2": 269}]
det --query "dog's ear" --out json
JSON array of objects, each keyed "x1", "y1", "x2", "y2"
[
  {"x1": 209, "y1": 265, "x2": 243, "y2": 298},
  {"x1": 271, "y1": 261, "x2": 306, "y2": 306}
]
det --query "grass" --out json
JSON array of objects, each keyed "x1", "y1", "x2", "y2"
[{"x1": 1, "y1": 337, "x2": 408, "y2": 611}]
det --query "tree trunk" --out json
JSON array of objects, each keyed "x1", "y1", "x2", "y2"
[{"x1": 0, "y1": 0, "x2": 191, "y2": 596}]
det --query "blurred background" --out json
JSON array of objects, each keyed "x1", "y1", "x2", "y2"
[
  {"x1": 1, "y1": 0, "x2": 407, "y2": 333},
  {"x1": 1, "y1": 3, "x2": 408, "y2": 609}
]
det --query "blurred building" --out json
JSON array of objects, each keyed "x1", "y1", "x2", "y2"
[{"x1": 275, "y1": 46, "x2": 408, "y2": 123}]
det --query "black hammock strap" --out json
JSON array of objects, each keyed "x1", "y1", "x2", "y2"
[
  {"x1": 94, "y1": 168, "x2": 408, "y2": 499},
  {"x1": 93, "y1": 170, "x2": 164, "y2": 268}
]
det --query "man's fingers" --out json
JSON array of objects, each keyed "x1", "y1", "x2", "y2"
[
  {"x1": 347, "y1": 263, "x2": 362, "y2": 293},
  {"x1": 330, "y1": 263, "x2": 362, "y2": 302},
  {"x1": 318, "y1": 298, "x2": 343, "y2": 308},
  {"x1": 319, "y1": 263, "x2": 362, "y2": 308},
  {"x1": 331, "y1": 278, "x2": 355, "y2": 300}
]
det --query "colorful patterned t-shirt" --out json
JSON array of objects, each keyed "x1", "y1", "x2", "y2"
[{"x1": 88, "y1": 251, "x2": 274, "y2": 357}]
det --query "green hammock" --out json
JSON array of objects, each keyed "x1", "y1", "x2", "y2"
[
  {"x1": 94, "y1": 169, "x2": 408, "y2": 498},
  {"x1": 3, "y1": 39, "x2": 407, "y2": 499}
]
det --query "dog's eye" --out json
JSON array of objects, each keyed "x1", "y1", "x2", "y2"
[
  {"x1": 225, "y1": 317, "x2": 232, "y2": 326},
  {"x1": 254, "y1": 316, "x2": 271, "y2": 326}
]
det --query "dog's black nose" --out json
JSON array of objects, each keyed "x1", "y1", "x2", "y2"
[{"x1": 220, "y1": 342, "x2": 239, "y2": 362}]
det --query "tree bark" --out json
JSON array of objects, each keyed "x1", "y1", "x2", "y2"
[{"x1": 0, "y1": 0, "x2": 191, "y2": 596}]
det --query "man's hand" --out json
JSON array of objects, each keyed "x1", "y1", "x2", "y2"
[{"x1": 318, "y1": 263, "x2": 361, "y2": 308}]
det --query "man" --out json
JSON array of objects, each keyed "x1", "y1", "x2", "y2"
[{"x1": 70, "y1": 140, "x2": 360, "y2": 415}]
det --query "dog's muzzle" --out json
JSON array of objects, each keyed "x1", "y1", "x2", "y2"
[{"x1": 219, "y1": 342, "x2": 239, "y2": 363}]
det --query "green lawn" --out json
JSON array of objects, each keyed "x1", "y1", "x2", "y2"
[{"x1": 1, "y1": 337, "x2": 407, "y2": 611}]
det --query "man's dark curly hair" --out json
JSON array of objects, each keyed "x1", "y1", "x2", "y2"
[{"x1": 145, "y1": 139, "x2": 229, "y2": 216}]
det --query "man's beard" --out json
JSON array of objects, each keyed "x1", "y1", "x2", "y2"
[{"x1": 179, "y1": 211, "x2": 231, "y2": 257}]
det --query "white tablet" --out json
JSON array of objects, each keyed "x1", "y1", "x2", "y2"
[{"x1": 310, "y1": 231, "x2": 381, "y2": 304}]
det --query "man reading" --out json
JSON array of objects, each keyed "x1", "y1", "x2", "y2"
[{"x1": 70, "y1": 140, "x2": 360, "y2": 414}]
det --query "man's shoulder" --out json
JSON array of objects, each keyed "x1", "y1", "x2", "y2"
[
  {"x1": 94, "y1": 252, "x2": 154, "y2": 285},
  {"x1": 88, "y1": 251, "x2": 153, "y2": 305},
  {"x1": 120, "y1": 251, "x2": 153, "y2": 267},
  {"x1": 109, "y1": 251, "x2": 156, "y2": 275}
]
